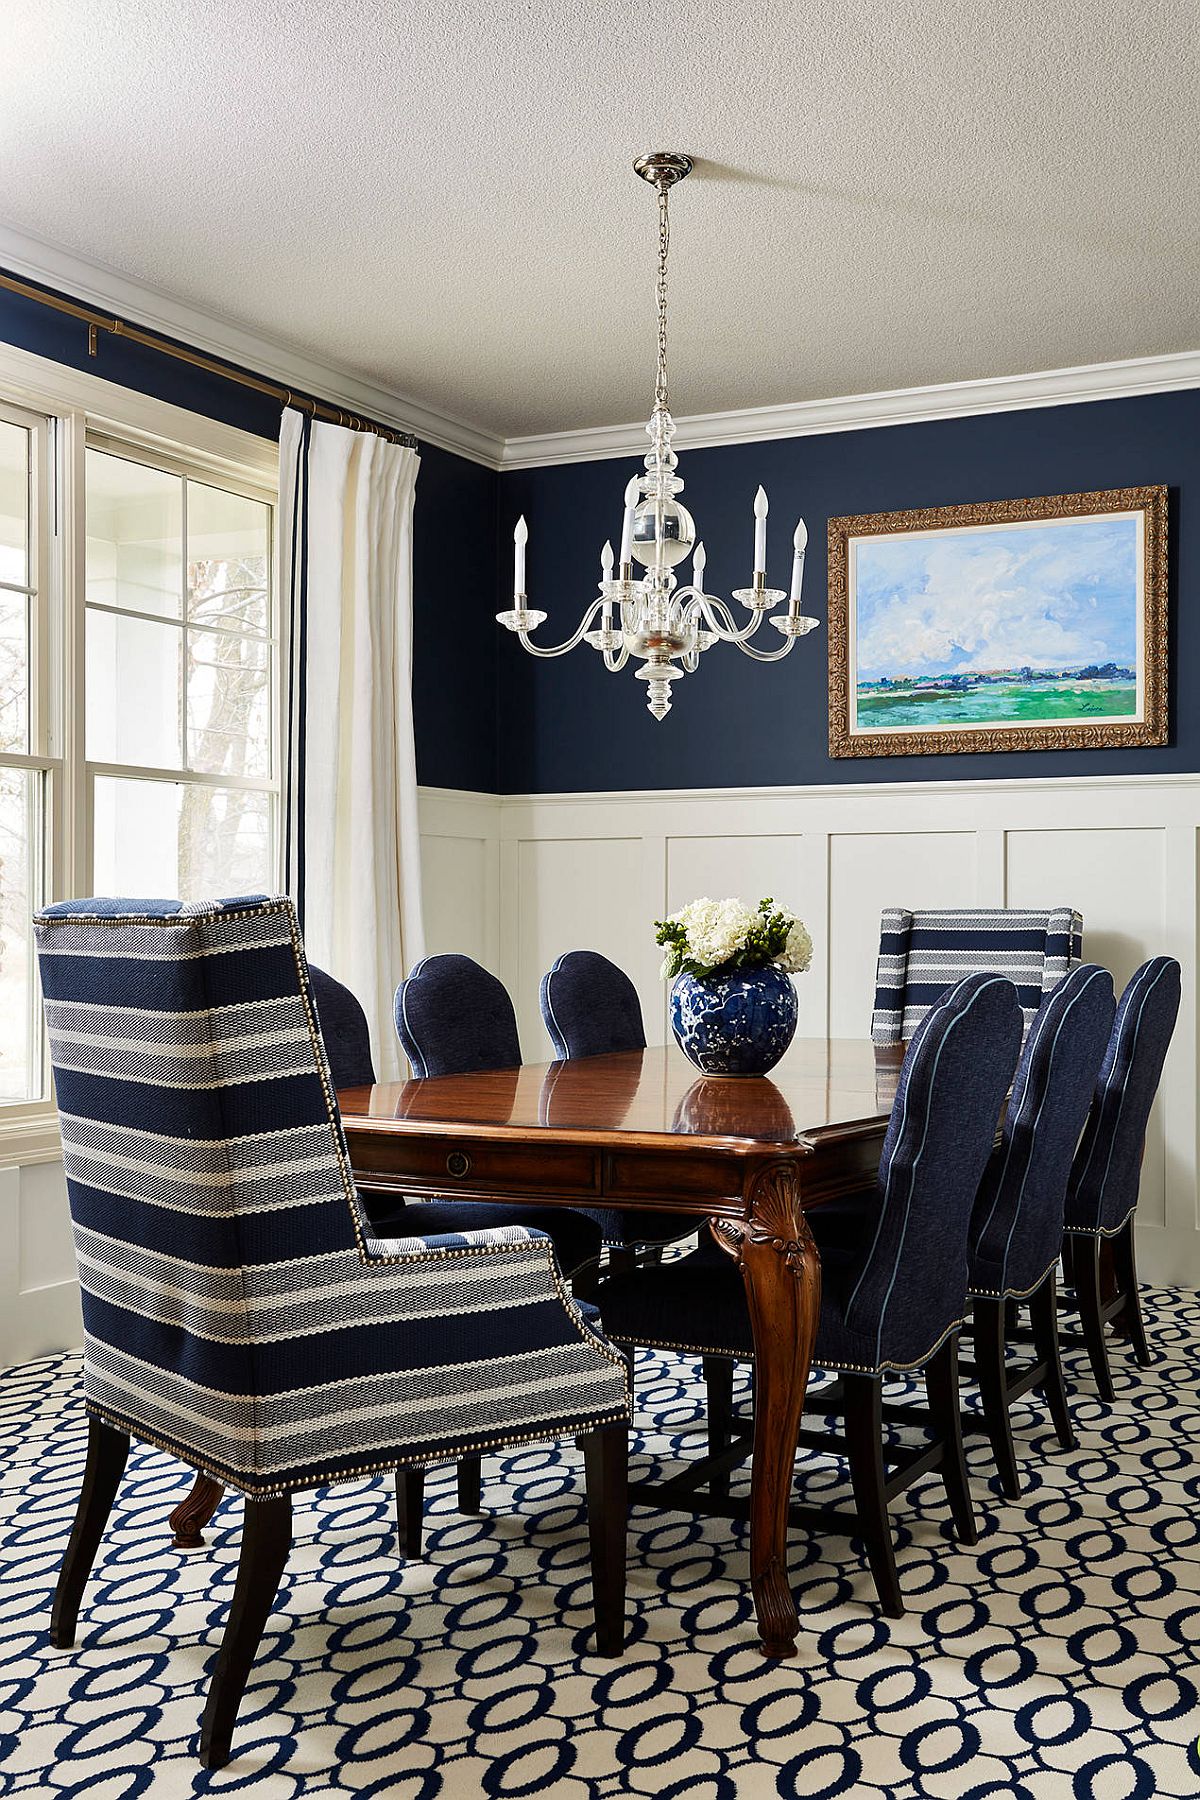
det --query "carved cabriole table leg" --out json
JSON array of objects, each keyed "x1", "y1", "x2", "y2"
[
  {"x1": 712, "y1": 1157, "x2": 821, "y2": 1660},
  {"x1": 170, "y1": 1472, "x2": 226, "y2": 1547}
]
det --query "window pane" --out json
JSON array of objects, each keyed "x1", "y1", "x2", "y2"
[
  {"x1": 0, "y1": 418, "x2": 29, "y2": 589},
  {"x1": 187, "y1": 481, "x2": 269, "y2": 635},
  {"x1": 94, "y1": 776, "x2": 273, "y2": 900},
  {"x1": 86, "y1": 450, "x2": 182, "y2": 618},
  {"x1": 0, "y1": 591, "x2": 28, "y2": 752},
  {"x1": 87, "y1": 610, "x2": 183, "y2": 768},
  {"x1": 0, "y1": 767, "x2": 43, "y2": 1100},
  {"x1": 186, "y1": 628, "x2": 270, "y2": 777}
]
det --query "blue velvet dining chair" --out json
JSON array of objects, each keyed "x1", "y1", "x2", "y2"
[
  {"x1": 966, "y1": 962, "x2": 1116, "y2": 1495},
  {"x1": 393, "y1": 953, "x2": 606, "y2": 1513},
  {"x1": 871, "y1": 906, "x2": 1083, "y2": 1043},
  {"x1": 599, "y1": 971, "x2": 1024, "y2": 1615},
  {"x1": 1062, "y1": 956, "x2": 1181, "y2": 1401},
  {"x1": 35, "y1": 897, "x2": 629, "y2": 1770},
  {"x1": 540, "y1": 950, "x2": 699, "y2": 1262}
]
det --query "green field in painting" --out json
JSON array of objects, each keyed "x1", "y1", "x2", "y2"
[{"x1": 854, "y1": 679, "x2": 1138, "y2": 732}]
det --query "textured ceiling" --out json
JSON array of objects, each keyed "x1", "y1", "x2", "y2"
[{"x1": 2, "y1": 0, "x2": 1196, "y2": 439}]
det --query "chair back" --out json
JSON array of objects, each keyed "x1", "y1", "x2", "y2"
[
  {"x1": 540, "y1": 950, "x2": 646, "y2": 1060},
  {"x1": 845, "y1": 972, "x2": 1023, "y2": 1369},
  {"x1": 309, "y1": 964, "x2": 376, "y2": 1088},
  {"x1": 1066, "y1": 956, "x2": 1181, "y2": 1236},
  {"x1": 871, "y1": 906, "x2": 1082, "y2": 1044},
  {"x1": 394, "y1": 953, "x2": 521, "y2": 1076},
  {"x1": 970, "y1": 963, "x2": 1115, "y2": 1297},
  {"x1": 33, "y1": 895, "x2": 373, "y2": 1489}
]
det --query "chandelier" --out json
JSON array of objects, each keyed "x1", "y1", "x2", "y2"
[{"x1": 497, "y1": 150, "x2": 819, "y2": 721}]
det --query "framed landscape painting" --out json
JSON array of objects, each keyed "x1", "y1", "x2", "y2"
[{"x1": 828, "y1": 486, "x2": 1167, "y2": 757}]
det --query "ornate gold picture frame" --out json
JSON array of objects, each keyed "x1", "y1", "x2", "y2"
[{"x1": 828, "y1": 486, "x2": 1167, "y2": 758}]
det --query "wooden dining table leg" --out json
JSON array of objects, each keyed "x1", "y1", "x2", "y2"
[{"x1": 713, "y1": 1158, "x2": 821, "y2": 1660}]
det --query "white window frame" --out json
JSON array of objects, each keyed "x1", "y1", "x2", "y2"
[
  {"x1": 0, "y1": 339, "x2": 280, "y2": 1164},
  {"x1": 82, "y1": 430, "x2": 279, "y2": 897}
]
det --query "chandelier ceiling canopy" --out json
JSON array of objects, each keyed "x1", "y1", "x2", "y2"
[{"x1": 497, "y1": 151, "x2": 819, "y2": 721}]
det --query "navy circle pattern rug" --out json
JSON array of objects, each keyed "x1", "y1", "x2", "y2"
[{"x1": 1, "y1": 1289, "x2": 1199, "y2": 1798}]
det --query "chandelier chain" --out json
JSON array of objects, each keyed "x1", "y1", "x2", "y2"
[{"x1": 654, "y1": 181, "x2": 670, "y2": 414}]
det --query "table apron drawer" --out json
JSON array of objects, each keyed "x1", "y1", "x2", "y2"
[{"x1": 348, "y1": 1136, "x2": 602, "y2": 1198}]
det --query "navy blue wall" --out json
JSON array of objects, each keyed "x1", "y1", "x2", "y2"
[
  {"x1": 0, "y1": 272, "x2": 498, "y2": 792},
  {"x1": 497, "y1": 389, "x2": 1196, "y2": 793}
]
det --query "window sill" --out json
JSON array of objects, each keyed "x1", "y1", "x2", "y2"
[{"x1": 0, "y1": 1107, "x2": 63, "y2": 1168}]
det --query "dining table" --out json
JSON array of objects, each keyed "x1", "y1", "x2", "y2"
[{"x1": 337, "y1": 1036, "x2": 903, "y2": 1662}]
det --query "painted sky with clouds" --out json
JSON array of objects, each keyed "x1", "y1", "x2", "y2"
[{"x1": 853, "y1": 516, "x2": 1139, "y2": 682}]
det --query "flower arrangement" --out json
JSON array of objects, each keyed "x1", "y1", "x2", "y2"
[{"x1": 655, "y1": 896, "x2": 813, "y2": 982}]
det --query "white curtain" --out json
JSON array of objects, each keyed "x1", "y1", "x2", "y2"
[{"x1": 279, "y1": 408, "x2": 424, "y2": 1081}]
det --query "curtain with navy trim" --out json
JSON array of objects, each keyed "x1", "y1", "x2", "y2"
[{"x1": 279, "y1": 408, "x2": 425, "y2": 1081}]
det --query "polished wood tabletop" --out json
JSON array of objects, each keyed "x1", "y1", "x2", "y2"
[{"x1": 337, "y1": 1037, "x2": 903, "y2": 1153}]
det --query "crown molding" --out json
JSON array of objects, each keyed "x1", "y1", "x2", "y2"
[
  {"x1": 499, "y1": 350, "x2": 1200, "y2": 470},
  {"x1": 0, "y1": 222, "x2": 506, "y2": 470},
  {"x1": 3, "y1": 222, "x2": 1197, "y2": 478}
]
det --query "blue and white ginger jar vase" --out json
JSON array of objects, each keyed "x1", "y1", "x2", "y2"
[{"x1": 670, "y1": 963, "x2": 798, "y2": 1077}]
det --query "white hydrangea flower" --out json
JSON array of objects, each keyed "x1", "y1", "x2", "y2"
[
  {"x1": 779, "y1": 918, "x2": 814, "y2": 974},
  {"x1": 670, "y1": 896, "x2": 757, "y2": 971}
]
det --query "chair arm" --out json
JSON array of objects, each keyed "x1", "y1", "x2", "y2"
[{"x1": 239, "y1": 1228, "x2": 629, "y2": 1487}]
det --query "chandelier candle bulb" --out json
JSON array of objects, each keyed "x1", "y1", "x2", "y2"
[
  {"x1": 693, "y1": 541, "x2": 706, "y2": 591},
  {"x1": 790, "y1": 520, "x2": 807, "y2": 604},
  {"x1": 601, "y1": 540, "x2": 614, "y2": 583},
  {"x1": 754, "y1": 487, "x2": 768, "y2": 575},
  {"x1": 514, "y1": 515, "x2": 528, "y2": 598}
]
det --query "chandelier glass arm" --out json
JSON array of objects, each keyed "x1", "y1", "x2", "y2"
[{"x1": 512, "y1": 599, "x2": 606, "y2": 658}]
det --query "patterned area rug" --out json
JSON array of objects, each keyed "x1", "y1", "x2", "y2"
[{"x1": 2, "y1": 1290, "x2": 1199, "y2": 1799}]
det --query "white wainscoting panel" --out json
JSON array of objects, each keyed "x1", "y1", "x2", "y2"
[
  {"x1": 418, "y1": 774, "x2": 1200, "y2": 1287},
  {"x1": 828, "y1": 832, "x2": 978, "y2": 1037},
  {"x1": 0, "y1": 1159, "x2": 80, "y2": 1366}
]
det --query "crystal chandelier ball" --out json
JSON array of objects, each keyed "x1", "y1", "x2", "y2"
[{"x1": 632, "y1": 495, "x2": 696, "y2": 567}]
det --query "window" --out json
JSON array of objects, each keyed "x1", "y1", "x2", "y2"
[
  {"x1": 0, "y1": 370, "x2": 278, "y2": 1126},
  {"x1": 0, "y1": 401, "x2": 49, "y2": 1104},
  {"x1": 84, "y1": 442, "x2": 276, "y2": 898}
]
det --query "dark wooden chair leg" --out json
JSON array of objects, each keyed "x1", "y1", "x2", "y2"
[
  {"x1": 1111, "y1": 1217, "x2": 1152, "y2": 1366},
  {"x1": 169, "y1": 1472, "x2": 226, "y2": 1548},
  {"x1": 1029, "y1": 1270, "x2": 1076, "y2": 1451},
  {"x1": 395, "y1": 1466, "x2": 426, "y2": 1558},
  {"x1": 51, "y1": 1416, "x2": 129, "y2": 1649},
  {"x1": 1072, "y1": 1234, "x2": 1115, "y2": 1402},
  {"x1": 843, "y1": 1373, "x2": 903, "y2": 1618},
  {"x1": 199, "y1": 1495, "x2": 292, "y2": 1771},
  {"x1": 457, "y1": 1455, "x2": 483, "y2": 1514},
  {"x1": 924, "y1": 1335, "x2": 977, "y2": 1543},
  {"x1": 972, "y1": 1295, "x2": 1021, "y2": 1498},
  {"x1": 582, "y1": 1422, "x2": 627, "y2": 1656},
  {"x1": 704, "y1": 1355, "x2": 735, "y2": 1500}
]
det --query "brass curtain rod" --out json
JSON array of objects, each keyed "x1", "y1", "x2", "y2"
[{"x1": 0, "y1": 269, "x2": 418, "y2": 448}]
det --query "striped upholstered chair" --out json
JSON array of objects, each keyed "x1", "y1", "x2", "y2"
[
  {"x1": 871, "y1": 906, "x2": 1083, "y2": 1043},
  {"x1": 35, "y1": 897, "x2": 629, "y2": 1769},
  {"x1": 1062, "y1": 956, "x2": 1181, "y2": 1401}
]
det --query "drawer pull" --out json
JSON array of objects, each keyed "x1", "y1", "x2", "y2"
[{"x1": 446, "y1": 1150, "x2": 472, "y2": 1179}]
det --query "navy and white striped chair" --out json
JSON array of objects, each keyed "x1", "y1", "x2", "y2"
[
  {"x1": 1063, "y1": 956, "x2": 1181, "y2": 1401},
  {"x1": 600, "y1": 972, "x2": 1023, "y2": 1616},
  {"x1": 966, "y1": 963, "x2": 1116, "y2": 1495},
  {"x1": 36, "y1": 897, "x2": 629, "y2": 1770},
  {"x1": 871, "y1": 906, "x2": 1083, "y2": 1044},
  {"x1": 540, "y1": 950, "x2": 698, "y2": 1261}
]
